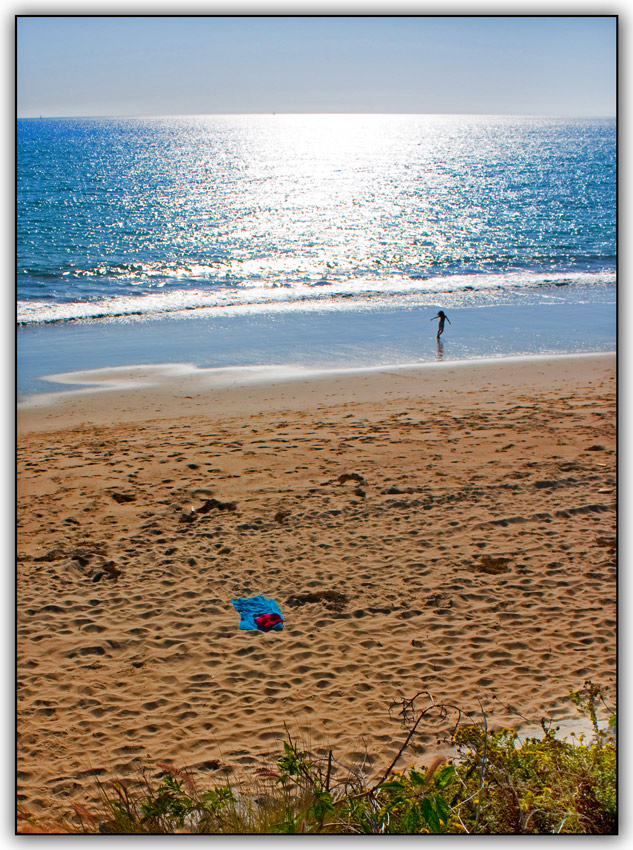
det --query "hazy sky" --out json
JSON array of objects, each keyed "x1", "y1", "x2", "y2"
[{"x1": 17, "y1": 14, "x2": 616, "y2": 118}]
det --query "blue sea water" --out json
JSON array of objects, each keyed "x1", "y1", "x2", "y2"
[{"x1": 17, "y1": 114, "x2": 616, "y2": 396}]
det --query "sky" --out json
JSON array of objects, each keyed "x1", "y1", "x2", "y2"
[{"x1": 16, "y1": 12, "x2": 617, "y2": 118}]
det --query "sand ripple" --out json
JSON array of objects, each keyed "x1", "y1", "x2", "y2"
[{"x1": 17, "y1": 359, "x2": 616, "y2": 818}]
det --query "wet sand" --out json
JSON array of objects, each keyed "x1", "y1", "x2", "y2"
[{"x1": 17, "y1": 353, "x2": 616, "y2": 824}]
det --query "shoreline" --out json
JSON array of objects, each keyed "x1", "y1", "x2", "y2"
[
  {"x1": 17, "y1": 299, "x2": 616, "y2": 399},
  {"x1": 17, "y1": 350, "x2": 616, "y2": 818},
  {"x1": 18, "y1": 351, "x2": 615, "y2": 432}
]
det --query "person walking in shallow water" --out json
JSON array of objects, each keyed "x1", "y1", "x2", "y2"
[{"x1": 431, "y1": 310, "x2": 451, "y2": 339}]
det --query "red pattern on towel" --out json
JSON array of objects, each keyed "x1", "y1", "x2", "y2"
[{"x1": 254, "y1": 612, "x2": 283, "y2": 630}]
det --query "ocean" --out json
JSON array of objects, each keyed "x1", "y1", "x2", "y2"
[{"x1": 17, "y1": 114, "x2": 616, "y2": 397}]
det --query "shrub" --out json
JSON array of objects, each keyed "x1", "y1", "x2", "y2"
[{"x1": 19, "y1": 681, "x2": 616, "y2": 835}]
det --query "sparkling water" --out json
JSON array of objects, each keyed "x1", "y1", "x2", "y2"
[{"x1": 17, "y1": 114, "x2": 616, "y2": 395}]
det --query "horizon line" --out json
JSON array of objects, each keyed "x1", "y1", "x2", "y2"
[{"x1": 18, "y1": 111, "x2": 617, "y2": 120}]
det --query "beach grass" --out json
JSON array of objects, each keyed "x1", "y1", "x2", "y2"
[{"x1": 17, "y1": 681, "x2": 616, "y2": 835}]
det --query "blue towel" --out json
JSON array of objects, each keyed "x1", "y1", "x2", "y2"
[{"x1": 231, "y1": 595, "x2": 284, "y2": 631}]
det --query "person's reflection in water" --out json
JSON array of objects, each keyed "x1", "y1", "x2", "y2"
[{"x1": 436, "y1": 337, "x2": 444, "y2": 361}]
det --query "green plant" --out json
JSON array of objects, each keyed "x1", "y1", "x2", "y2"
[
  {"x1": 449, "y1": 682, "x2": 617, "y2": 834},
  {"x1": 373, "y1": 761, "x2": 458, "y2": 833},
  {"x1": 24, "y1": 682, "x2": 616, "y2": 835},
  {"x1": 94, "y1": 767, "x2": 239, "y2": 834},
  {"x1": 273, "y1": 735, "x2": 335, "y2": 832},
  {"x1": 570, "y1": 679, "x2": 616, "y2": 740}
]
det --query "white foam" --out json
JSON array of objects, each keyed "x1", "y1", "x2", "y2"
[{"x1": 17, "y1": 269, "x2": 616, "y2": 325}]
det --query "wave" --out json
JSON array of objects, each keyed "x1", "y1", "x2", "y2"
[{"x1": 16, "y1": 269, "x2": 616, "y2": 326}]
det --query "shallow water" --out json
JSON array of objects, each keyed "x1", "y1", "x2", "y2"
[{"x1": 18, "y1": 300, "x2": 615, "y2": 399}]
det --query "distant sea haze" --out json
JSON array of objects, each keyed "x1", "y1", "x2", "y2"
[{"x1": 17, "y1": 114, "x2": 615, "y2": 326}]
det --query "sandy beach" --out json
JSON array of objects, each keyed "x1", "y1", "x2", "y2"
[{"x1": 17, "y1": 353, "x2": 616, "y2": 824}]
